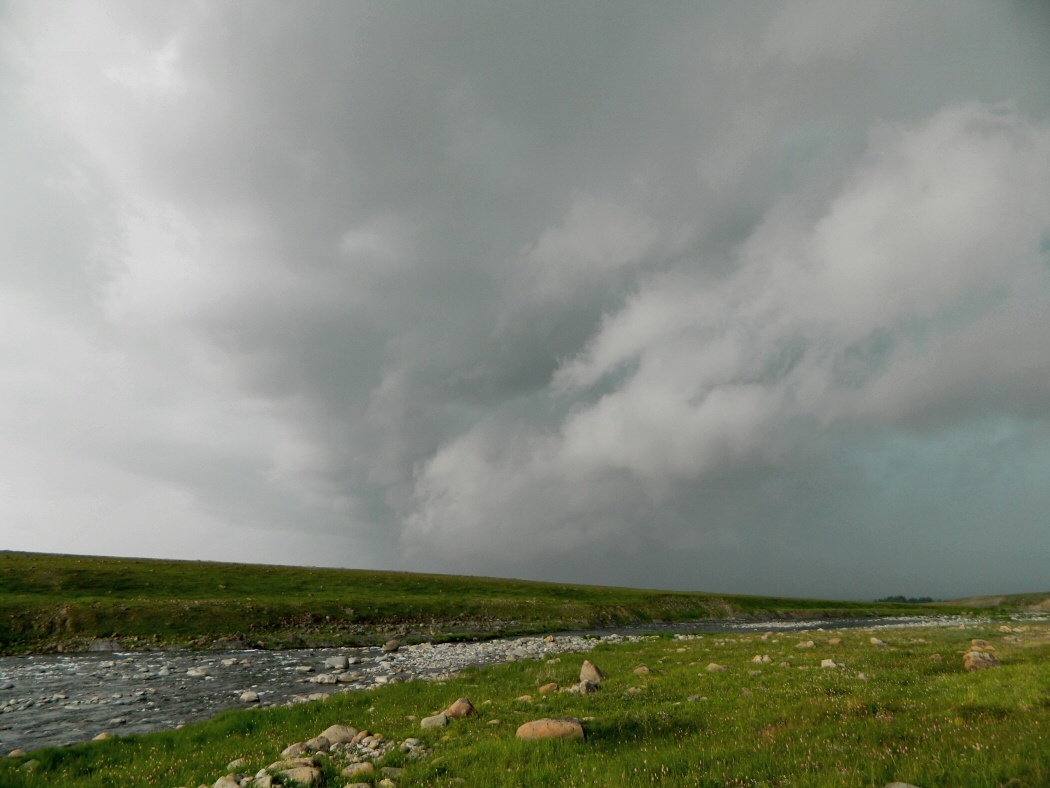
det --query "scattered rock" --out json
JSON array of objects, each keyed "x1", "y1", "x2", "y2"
[
  {"x1": 92, "y1": 732, "x2": 116, "y2": 741},
  {"x1": 827, "y1": 638, "x2": 842, "y2": 646},
  {"x1": 870, "y1": 637, "x2": 886, "y2": 647},
  {"x1": 320, "y1": 724, "x2": 358, "y2": 745},
  {"x1": 580, "y1": 660, "x2": 604, "y2": 684},
  {"x1": 538, "y1": 682, "x2": 559, "y2": 694},
  {"x1": 226, "y1": 758, "x2": 246, "y2": 770},
  {"x1": 963, "y1": 650, "x2": 1000, "y2": 671},
  {"x1": 421, "y1": 713, "x2": 449, "y2": 729},
  {"x1": 382, "y1": 639, "x2": 400, "y2": 653},
  {"x1": 796, "y1": 641, "x2": 815, "y2": 649},
  {"x1": 930, "y1": 653, "x2": 942, "y2": 662},
  {"x1": 325, "y1": 655, "x2": 350, "y2": 670},
  {"x1": 309, "y1": 673, "x2": 338, "y2": 685},
  {"x1": 342, "y1": 762, "x2": 375, "y2": 777},
  {"x1": 212, "y1": 776, "x2": 241, "y2": 788},
  {"x1": 381, "y1": 766, "x2": 403, "y2": 778},
  {"x1": 516, "y1": 717, "x2": 586, "y2": 741},
  {"x1": 278, "y1": 766, "x2": 323, "y2": 785},
  {"x1": 304, "y1": 734, "x2": 330, "y2": 752},
  {"x1": 820, "y1": 659, "x2": 840, "y2": 669},
  {"x1": 634, "y1": 665, "x2": 651, "y2": 675},
  {"x1": 8, "y1": 749, "x2": 26, "y2": 758},
  {"x1": 240, "y1": 691, "x2": 260, "y2": 703},
  {"x1": 516, "y1": 694, "x2": 534, "y2": 701},
  {"x1": 970, "y1": 639, "x2": 991, "y2": 650},
  {"x1": 280, "y1": 742, "x2": 309, "y2": 758},
  {"x1": 444, "y1": 697, "x2": 478, "y2": 718},
  {"x1": 706, "y1": 663, "x2": 727, "y2": 672}
]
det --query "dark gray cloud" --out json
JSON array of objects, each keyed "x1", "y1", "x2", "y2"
[{"x1": 1, "y1": 1, "x2": 1048, "y2": 598}]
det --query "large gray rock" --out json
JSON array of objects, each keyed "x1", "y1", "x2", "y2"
[
  {"x1": 325, "y1": 655, "x2": 350, "y2": 671},
  {"x1": 420, "y1": 713, "x2": 449, "y2": 729}
]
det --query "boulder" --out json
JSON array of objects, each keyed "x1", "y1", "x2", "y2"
[
  {"x1": 970, "y1": 639, "x2": 991, "y2": 650},
  {"x1": 305, "y1": 734, "x2": 330, "y2": 752},
  {"x1": 213, "y1": 777, "x2": 241, "y2": 788},
  {"x1": 280, "y1": 742, "x2": 309, "y2": 758},
  {"x1": 320, "y1": 724, "x2": 358, "y2": 745},
  {"x1": 444, "y1": 697, "x2": 478, "y2": 718},
  {"x1": 579, "y1": 660, "x2": 604, "y2": 684},
  {"x1": 240, "y1": 691, "x2": 260, "y2": 703},
  {"x1": 382, "y1": 639, "x2": 400, "y2": 653},
  {"x1": 342, "y1": 762, "x2": 375, "y2": 777},
  {"x1": 963, "y1": 650, "x2": 1000, "y2": 671},
  {"x1": 420, "y1": 713, "x2": 449, "y2": 729},
  {"x1": 325, "y1": 655, "x2": 350, "y2": 670},
  {"x1": 278, "y1": 766, "x2": 323, "y2": 785},
  {"x1": 516, "y1": 717, "x2": 586, "y2": 741}
]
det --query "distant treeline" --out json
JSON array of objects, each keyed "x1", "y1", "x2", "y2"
[{"x1": 875, "y1": 595, "x2": 936, "y2": 603}]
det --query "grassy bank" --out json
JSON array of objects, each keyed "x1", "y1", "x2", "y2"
[
  {"x1": 2, "y1": 621, "x2": 1048, "y2": 786},
  {"x1": 0, "y1": 551, "x2": 967, "y2": 655}
]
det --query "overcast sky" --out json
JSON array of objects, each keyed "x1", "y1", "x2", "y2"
[{"x1": 2, "y1": 2, "x2": 1048, "y2": 600}]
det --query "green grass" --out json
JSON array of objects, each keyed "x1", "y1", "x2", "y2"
[
  {"x1": 2, "y1": 622, "x2": 1048, "y2": 786},
  {"x1": 0, "y1": 551, "x2": 978, "y2": 654}
]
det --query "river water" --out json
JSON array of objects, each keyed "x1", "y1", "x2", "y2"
[{"x1": 0, "y1": 615, "x2": 978, "y2": 753}]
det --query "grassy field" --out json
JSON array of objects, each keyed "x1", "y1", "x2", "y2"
[
  {"x1": 1, "y1": 621, "x2": 1047, "y2": 786},
  {"x1": 0, "y1": 551, "x2": 981, "y2": 655}
]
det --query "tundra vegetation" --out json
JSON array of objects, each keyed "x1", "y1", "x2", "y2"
[
  {"x1": 0, "y1": 551, "x2": 980, "y2": 655},
  {"x1": 1, "y1": 622, "x2": 1048, "y2": 786}
]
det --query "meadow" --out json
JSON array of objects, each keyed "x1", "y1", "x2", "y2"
[
  {"x1": 2, "y1": 621, "x2": 1047, "y2": 786},
  {"x1": 0, "y1": 551, "x2": 968, "y2": 654}
]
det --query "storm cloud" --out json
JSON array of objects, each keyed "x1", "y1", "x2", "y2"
[{"x1": 2, "y1": 2, "x2": 1048, "y2": 598}]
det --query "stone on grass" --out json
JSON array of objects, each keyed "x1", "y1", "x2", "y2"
[
  {"x1": 827, "y1": 638, "x2": 842, "y2": 646},
  {"x1": 320, "y1": 724, "x2": 358, "y2": 745},
  {"x1": 706, "y1": 663, "x2": 727, "y2": 672},
  {"x1": 305, "y1": 734, "x2": 330, "y2": 752},
  {"x1": 820, "y1": 659, "x2": 840, "y2": 669},
  {"x1": 796, "y1": 641, "x2": 815, "y2": 649},
  {"x1": 538, "y1": 682, "x2": 559, "y2": 694},
  {"x1": 92, "y1": 732, "x2": 116, "y2": 741},
  {"x1": 342, "y1": 762, "x2": 375, "y2": 777},
  {"x1": 580, "y1": 660, "x2": 604, "y2": 684},
  {"x1": 516, "y1": 717, "x2": 586, "y2": 741},
  {"x1": 884, "y1": 783, "x2": 921, "y2": 788},
  {"x1": 421, "y1": 712, "x2": 449, "y2": 729},
  {"x1": 870, "y1": 637, "x2": 886, "y2": 647},
  {"x1": 963, "y1": 650, "x2": 1000, "y2": 671},
  {"x1": 444, "y1": 697, "x2": 478, "y2": 718},
  {"x1": 278, "y1": 766, "x2": 323, "y2": 785},
  {"x1": 226, "y1": 758, "x2": 246, "y2": 770},
  {"x1": 970, "y1": 639, "x2": 991, "y2": 650},
  {"x1": 212, "y1": 776, "x2": 241, "y2": 788},
  {"x1": 280, "y1": 742, "x2": 309, "y2": 758},
  {"x1": 634, "y1": 665, "x2": 651, "y2": 675}
]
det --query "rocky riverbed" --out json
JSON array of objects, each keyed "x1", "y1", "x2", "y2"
[{"x1": 0, "y1": 615, "x2": 983, "y2": 754}]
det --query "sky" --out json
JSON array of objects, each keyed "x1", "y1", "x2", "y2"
[{"x1": 1, "y1": 2, "x2": 1049, "y2": 600}]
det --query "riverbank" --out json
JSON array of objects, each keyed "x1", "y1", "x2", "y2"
[
  {"x1": 0, "y1": 614, "x2": 994, "y2": 754},
  {"x1": 3, "y1": 616, "x2": 1048, "y2": 786},
  {"x1": 1, "y1": 551, "x2": 988, "y2": 656}
]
